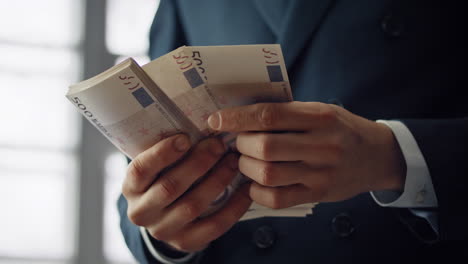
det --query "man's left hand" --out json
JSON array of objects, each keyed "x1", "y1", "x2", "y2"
[{"x1": 207, "y1": 101, "x2": 406, "y2": 209}]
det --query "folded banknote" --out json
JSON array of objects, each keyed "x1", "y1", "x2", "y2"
[{"x1": 66, "y1": 44, "x2": 315, "y2": 221}]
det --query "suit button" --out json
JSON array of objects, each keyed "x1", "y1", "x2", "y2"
[
  {"x1": 331, "y1": 213, "x2": 355, "y2": 238},
  {"x1": 381, "y1": 12, "x2": 404, "y2": 38},
  {"x1": 253, "y1": 225, "x2": 276, "y2": 249}
]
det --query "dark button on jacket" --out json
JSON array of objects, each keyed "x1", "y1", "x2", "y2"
[
  {"x1": 253, "y1": 225, "x2": 276, "y2": 249},
  {"x1": 331, "y1": 213, "x2": 355, "y2": 238}
]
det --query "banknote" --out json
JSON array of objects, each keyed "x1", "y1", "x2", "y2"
[
  {"x1": 142, "y1": 44, "x2": 292, "y2": 133},
  {"x1": 66, "y1": 58, "x2": 201, "y2": 158},
  {"x1": 241, "y1": 203, "x2": 317, "y2": 221},
  {"x1": 142, "y1": 46, "x2": 219, "y2": 134},
  {"x1": 67, "y1": 45, "x2": 314, "y2": 221},
  {"x1": 188, "y1": 44, "x2": 292, "y2": 107}
]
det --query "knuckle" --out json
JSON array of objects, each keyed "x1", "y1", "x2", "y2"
[
  {"x1": 121, "y1": 181, "x2": 133, "y2": 198},
  {"x1": 258, "y1": 104, "x2": 277, "y2": 129},
  {"x1": 127, "y1": 206, "x2": 146, "y2": 226},
  {"x1": 256, "y1": 134, "x2": 275, "y2": 160},
  {"x1": 266, "y1": 189, "x2": 285, "y2": 209},
  {"x1": 127, "y1": 159, "x2": 146, "y2": 183},
  {"x1": 156, "y1": 177, "x2": 178, "y2": 204},
  {"x1": 259, "y1": 162, "x2": 276, "y2": 186},
  {"x1": 149, "y1": 227, "x2": 168, "y2": 242},
  {"x1": 179, "y1": 202, "x2": 202, "y2": 220},
  {"x1": 319, "y1": 103, "x2": 339, "y2": 124}
]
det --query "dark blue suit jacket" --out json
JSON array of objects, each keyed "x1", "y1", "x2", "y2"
[{"x1": 118, "y1": 0, "x2": 467, "y2": 263}]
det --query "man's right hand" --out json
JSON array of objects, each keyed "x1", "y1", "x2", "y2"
[{"x1": 122, "y1": 134, "x2": 252, "y2": 253}]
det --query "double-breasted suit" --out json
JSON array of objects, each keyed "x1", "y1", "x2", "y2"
[{"x1": 119, "y1": 1, "x2": 467, "y2": 263}]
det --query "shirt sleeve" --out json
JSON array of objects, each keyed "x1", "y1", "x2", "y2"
[
  {"x1": 140, "y1": 227, "x2": 199, "y2": 264},
  {"x1": 370, "y1": 120, "x2": 438, "y2": 208}
]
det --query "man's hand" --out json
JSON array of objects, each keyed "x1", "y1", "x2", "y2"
[
  {"x1": 122, "y1": 135, "x2": 252, "y2": 252},
  {"x1": 207, "y1": 101, "x2": 406, "y2": 208}
]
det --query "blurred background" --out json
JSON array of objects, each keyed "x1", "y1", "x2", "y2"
[{"x1": 0, "y1": 0, "x2": 160, "y2": 263}]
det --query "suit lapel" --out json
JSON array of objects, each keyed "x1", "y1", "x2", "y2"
[
  {"x1": 253, "y1": 0, "x2": 291, "y2": 37},
  {"x1": 277, "y1": 0, "x2": 335, "y2": 69}
]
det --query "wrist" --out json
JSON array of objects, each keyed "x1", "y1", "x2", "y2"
[
  {"x1": 149, "y1": 235, "x2": 191, "y2": 259},
  {"x1": 140, "y1": 227, "x2": 198, "y2": 264}
]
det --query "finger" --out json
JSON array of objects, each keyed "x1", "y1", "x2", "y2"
[
  {"x1": 148, "y1": 153, "x2": 240, "y2": 241},
  {"x1": 237, "y1": 130, "x2": 346, "y2": 166},
  {"x1": 239, "y1": 155, "x2": 309, "y2": 187},
  {"x1": 249, "y1": 182, "x2": 313, "y2": 209},
  {"x1": 207, "y1": 101, "x2": 337, "y2": 132},
  {"x1": 123, "y1": 134, "x2": 191, "y2": 197},
  {"x1": 236, "y1": 132, "x2": 313, "y2": 161},
  {"x1": 166, "y1": 184, "x2": 252, "y2": 253},
  {"x1": 140, "y1": 137, "x2": 226, "y2": 212}
]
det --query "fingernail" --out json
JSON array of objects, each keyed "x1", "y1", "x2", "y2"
[
  {"x1": 207, "y1": 112, "x2": 221, "y2": 130},
  {"x1": 173, "y1": 135, "x2": 190, "y2": 152}
]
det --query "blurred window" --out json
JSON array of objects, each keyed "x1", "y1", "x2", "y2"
[
  {"x1": 0, "y1": 0, "x2": 82, "y2": 262},
  {"x1": 0, "y1": 0, "x2": 160, "y2": 263}
]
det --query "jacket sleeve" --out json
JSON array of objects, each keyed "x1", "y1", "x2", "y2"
[
  {"x1": 118, "y1": 194, "x2": 154, "y2": 264},
  {"x1": 401, "y1": 117, "x2": 468, "y2": 241}
]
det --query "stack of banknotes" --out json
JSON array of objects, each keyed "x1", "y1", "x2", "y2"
[{"x1": 66, "y1": 44, "x2": 316, "y2": 220}]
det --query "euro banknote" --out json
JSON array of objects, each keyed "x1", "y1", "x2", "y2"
[{"x1": 67, "y1": 44, "x2": 314, "y2": 221}]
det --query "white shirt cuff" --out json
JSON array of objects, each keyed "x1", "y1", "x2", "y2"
[
  {"x1": 140, "y1": 226, "x2": 197, "y2": 264},
  {"x1": 370, "y1": 120, "x2": 438, "y2": 208}
]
